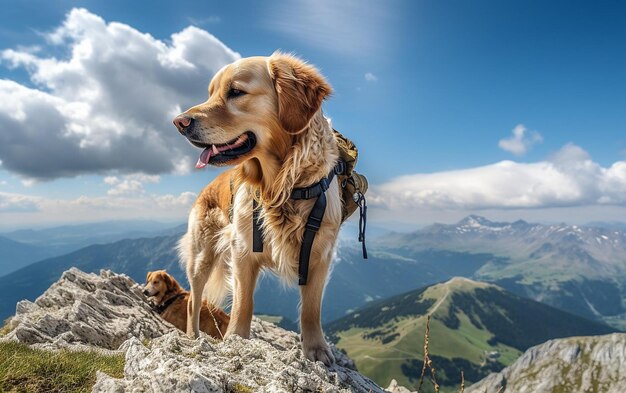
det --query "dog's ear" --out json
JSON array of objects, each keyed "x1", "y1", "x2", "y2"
[
  {"x1": 268, "y1": 53, "x2": 332, "y2": 133},
  {"x1": 146, "y1": 271, "x2": 153, "y2": 283},
  {"x1": 161, "y1": 273, "x2": 172, "y2": 290}
]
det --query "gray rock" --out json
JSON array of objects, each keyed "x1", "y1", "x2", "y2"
[
  {"x1": 2, "y1": 267, "x2": 391, "y2": 392},
  {"x1": 2, "y1": 268, "x2": 172, "y2": 352},
  {"x1": 93, "y1": 322, "x2": 384, "y2": 393},
  {"x1": 386, "y1": 379, "x2": 415, "y2": 393},
  {"x1": 467, "y1": 333, "x2": 626, "y2": 393}
]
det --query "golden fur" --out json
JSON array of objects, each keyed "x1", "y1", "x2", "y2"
[
  {"x1": 175, "y1": 53, "x2": 342, "y2": 364},
  {"x1": 144, "y1": 270, "x2": 229, "y2": 339}
]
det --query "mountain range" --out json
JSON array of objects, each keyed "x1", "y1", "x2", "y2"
[
  {"x1": 326, "y1": 277, "x2": 616, "y2": 390},
  {"x1": 0, "y1": 220, "x2": 185, "y2": 277},
  {"x1": 375, "y1": 215, "x2": 626, "y2": 329},
  {"x1": 2, "y1": 215, "x2": 626, "y2": 330},
  {"x1": 0, "y1": 232, "x2": 484, "y2": 322}
]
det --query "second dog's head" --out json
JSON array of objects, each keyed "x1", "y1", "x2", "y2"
[
  {"x1": 172, "y1": 53, "x2": 332, "y2": 182},
  {"x1": 143, "y1": 270, "x2": 184, "y2": 304}
]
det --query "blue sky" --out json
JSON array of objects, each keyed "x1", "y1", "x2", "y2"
[{"x1": 0, "y1": 0, "x2": 625, "y2": 230}]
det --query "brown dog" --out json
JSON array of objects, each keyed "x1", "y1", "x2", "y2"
[
  {"x1": 174, "y1": 53, "x2": 343, "y2": 365},
  {"x1": 143, "y1": 270, "x2": 229, "y2": 339}
]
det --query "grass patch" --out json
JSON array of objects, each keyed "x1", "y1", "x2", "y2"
[
  {"x1": 0, "y1": 341, "x2": 125, "y2": 393},
  {"x1": 0, "y1": 318, "x2": 14, "y2": 337}
]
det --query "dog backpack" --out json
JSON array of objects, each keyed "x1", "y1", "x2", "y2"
[
  {"x1": 333, "y1": 130, "x2": 368, "y2": 222},
  {"x1": 333, "y1": 129, "x2": 368, "y2": 260}
]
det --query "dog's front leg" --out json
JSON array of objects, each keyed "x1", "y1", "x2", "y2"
[
  {"x1": 225, "y1": 255, "x2": 260, "y2": 339},
  {"x1": 299, "y1": 261, "x2": 335, "y2": 366}
]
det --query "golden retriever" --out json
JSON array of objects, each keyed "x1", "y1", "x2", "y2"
[
  {"x1": 174, "y1": 53, "x2": 341, "y2": 365},
  {"x1": 144, "y1": 270, "x2": 229, "y2": 339}
]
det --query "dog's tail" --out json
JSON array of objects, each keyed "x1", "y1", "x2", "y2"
[
  {"x1": 177, "y1": 220, "x2": 232, "y2": 308},
  {"x1": 202, "y1": 257, "x2": 231, "y2": 307}
]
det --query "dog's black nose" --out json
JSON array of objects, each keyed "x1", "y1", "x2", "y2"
[
  {"x1": 142, "y1": 289, "x2": 150, "y2": 296},
  {"x1": 173, "y1": 115, "x2": 194, "y2": 134}
]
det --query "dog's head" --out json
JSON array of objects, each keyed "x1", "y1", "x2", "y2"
[
  {"x1": 173, "y1": 53, "x2": 332, "y2": 175},
  {"x1": 143, "y1": 270, "x2": 182, "y2": 303}
]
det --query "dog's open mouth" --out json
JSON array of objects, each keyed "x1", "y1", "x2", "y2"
[{"x1": 193, "y1": 131, "x2": 257, "y2": 168}]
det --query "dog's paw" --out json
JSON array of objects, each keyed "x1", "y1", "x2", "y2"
[{"x1": 302, "y1": 340, "x2": 335, "y2": 366}]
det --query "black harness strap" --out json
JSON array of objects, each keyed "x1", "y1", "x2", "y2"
[
  {"x1": 291, "y1": 162, "x2": 343, "y2": 285},
  {"x1": 252, "y1": 198, "x2": 264, "y2": 252},
  {"x1": 153, "y1": 293, "x2": 186, "y2": 314}
]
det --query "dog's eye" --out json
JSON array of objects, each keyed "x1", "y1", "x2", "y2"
[{"x1": 227, "y1": 88, "x2": 246, "y2": 99}]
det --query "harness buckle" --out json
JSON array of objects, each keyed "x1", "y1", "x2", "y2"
[{"x1": 335, "y1": 161, "x2": 346, "y2": 175}]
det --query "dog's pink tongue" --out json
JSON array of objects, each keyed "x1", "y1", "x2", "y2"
[{"x1": 195, "y1": 148, "x2": 212, "y2": 169}]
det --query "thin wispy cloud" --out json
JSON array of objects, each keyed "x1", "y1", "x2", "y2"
[
  {"x1": 498, "y1": 124, "x2": 543, "y2": 156},
  {"x1": 370, "y1": 144, "x2": 626, "y2": 211},
  {"x1": 0, "y1": 8, "x2": 239, "y2": 181},
  {"x1": 265, "y1": 0, "x2": 392, "y2": 56},
  {"x1": 187, "y1": 15, "x2": 221, "y2": 26}
]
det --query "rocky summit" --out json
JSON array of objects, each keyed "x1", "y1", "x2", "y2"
[
  {"x1": 467, "y1": 333, "x2": 626, "y2": 393},
  {"x1": 0, "y1": 267, "x2": 387, "y2": 392}
]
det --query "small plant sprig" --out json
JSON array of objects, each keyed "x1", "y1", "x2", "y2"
[{"x1": 417, "y1": 315, "x2": 440, "y2": 393}]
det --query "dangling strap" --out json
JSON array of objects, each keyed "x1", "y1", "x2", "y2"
[
  {"x1": 354, "y1": 191, "x2": 368, "y2": 259},
  {"x1": 252, "y1": 198, "x2": 264, "y2": 253}
]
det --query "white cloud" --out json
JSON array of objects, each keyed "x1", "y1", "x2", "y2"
[
  {"x1": 105, "y1": 173, "x2": 160, "y2": 196},
  {"x1": 0, "y1": 8, "x2": 240, "y2": 181},
  {"x1": 498, "y1": 124, "x2": 543, "y2": 156},
  {"x1": 0, "y1": 192, "x2": 40, "y2": 212},
  {"x1": 370, "y1": 144, "x2": 626, "y2": 211},
  {"x1": 0, "y1": 190, "x2": 196, "y2": 226},
  {"x1": 364, "y1": 72, "x2": 378, "y2": 82}
]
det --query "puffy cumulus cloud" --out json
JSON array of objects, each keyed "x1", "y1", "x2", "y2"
[
  {"x1": 0, "y1": 8, "x2": 240, "y2": 181},
  {"x1": 104, "y1": 174, "x2": 160, "y2": 196},
  {"x1": 0, "y1": 190, "x2": 196, "y2": 226},
  {"x1": 498, "y1": 124, "x2": 543, "y2": 156},
  {"x1": 364, "y1": 72, "x2": 378, "y2": 82},
  {"x1": 370, "y1": 144, "x2": 626, "y2": 211}
]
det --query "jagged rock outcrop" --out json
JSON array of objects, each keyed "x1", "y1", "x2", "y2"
[
  {"x1": 1, "y1": 268, "x2": 387, "y2": 392},
  {"x1": 467, "y1": 333, "x2": 626, "y2": 393},
  {"x1": 3, "y1": 268, "x2": 171, "y2": 352}
]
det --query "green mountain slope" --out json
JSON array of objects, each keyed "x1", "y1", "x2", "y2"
[{"x1": 326, "y1": 277, "x2": 617, "y2": 391}]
